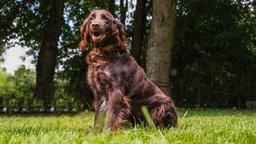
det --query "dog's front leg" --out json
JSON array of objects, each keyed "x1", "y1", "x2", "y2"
[
  {"x1": 105, "y1": 89, "x2": 131, "y2": 131},
  {"x1": 94, "y1": 95, "x2": 108, "y2": 133}
]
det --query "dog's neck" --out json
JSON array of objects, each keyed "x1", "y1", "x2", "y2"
[
  {"x1": 86, "y1": 43, "x2": 130, "y2": 67},
  {"x1": 93, "y1": 43, "x2": 130, "y2": 57},
  {"x1": 103, "y1": 44, "x2": 130, "y2": 57},
  {"x1": 100, "y1": 43, "x2": 116, "y2": 52}
]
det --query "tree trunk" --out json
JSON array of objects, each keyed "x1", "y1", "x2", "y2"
[
  {"x1": 34, "y1": 0, "x2": 64, "y2": 110},
  {"x1": 108, "y1": 0, "x2": 116, "y2": 17},
  {"x1": 120, "y1": 0, "x2": 128, "y2": 25},
  {"x1": 131, "y1": 0, "x2": 147, "y2": 65},
  {"x1": 146, "y1": 0, "x2": 176, "y2": 96}
]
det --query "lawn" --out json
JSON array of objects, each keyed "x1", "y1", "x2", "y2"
[{"x1": 0, "y1": 109, "x2": 256, "y2": 144}]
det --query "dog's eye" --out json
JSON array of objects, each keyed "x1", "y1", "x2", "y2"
[
  {"x1": 102, "y1": 15, "x2": 110, "y2": 22},
  {"x1": 89, "y1": 17, "x2": 94, "y2": 20}
]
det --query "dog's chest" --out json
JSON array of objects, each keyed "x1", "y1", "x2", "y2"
[{"x1": 87, "y1": 65, "x2": 113, "y2": 92}]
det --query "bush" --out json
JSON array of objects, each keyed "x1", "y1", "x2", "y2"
[
  {"x1": 0, "y1": 65, "x2": 35, "y2": 113},
  {"x1": 0, "y1": 65, "x2": 88, "y2": 113}
]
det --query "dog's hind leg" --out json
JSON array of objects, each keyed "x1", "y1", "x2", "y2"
[{"x1": 150, "y1": 101, "x2": 178, "y2": 129}]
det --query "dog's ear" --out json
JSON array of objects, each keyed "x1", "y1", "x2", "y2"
[
  {"x1": 79, "y1": 19, "x2": 89, "y2": 51},
  {"x1": 114, "y1": 19, "x2": 126, "y2": 42},
  {"x1": 113, "y1": 19, "x2": 129, "y2": 50}
]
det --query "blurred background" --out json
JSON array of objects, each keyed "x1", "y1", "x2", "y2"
[{"x1": 0, "y1": 0, "x2": 255, "y2": 113}]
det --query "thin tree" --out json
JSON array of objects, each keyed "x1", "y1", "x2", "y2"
[
  {"x1": 131, "y1": 0, "x2": 147, "y2": 65},
  {"x1": 146, "y1": 0, "x2": 176, "y2": 96},
  {"x1": 34, "y1": 0, "x2": 64, "y2": 110},
  {"x1": 119, "y1": 0, "x2": 128, "y2": 25},
  {"x1": 108, "y1": 0, "x2": 116, "y2": 17}
]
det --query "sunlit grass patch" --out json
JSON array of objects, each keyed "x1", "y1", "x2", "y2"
[{"x1": 0, "y1": 109, "x2": 255, "y2": 144}]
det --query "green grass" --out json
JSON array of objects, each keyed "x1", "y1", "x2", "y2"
[{"x1": 1, "y1": 109, "x2": 256, "y2": 144}]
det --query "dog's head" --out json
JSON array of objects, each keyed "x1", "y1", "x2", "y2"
[{"x1": 79, "y1": 9, "x2": 128, "y2": 51}]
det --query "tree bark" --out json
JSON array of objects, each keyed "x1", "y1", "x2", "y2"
[
  {"x1": 108, "y1": 0, "x2": 116, "y2": 17},
  {"x1": 34, "y1": 0, "x2": 64, "y2": 110},
  {"x1": 131, "y1": 0, "x2": 147, "y2": 65},
  {"x1": 146, "y1": 0, "x2": 176, "y2": 96},
  {"x1": 120, "y1": 0, "x2": 128, "y2": 26}
]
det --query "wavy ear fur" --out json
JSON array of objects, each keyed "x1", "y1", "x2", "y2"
[
  {"x1": 113, "y1": 19, "x2": 129, "y2": 50},
  {"x1": 79, "y1": 19, "x2": 89, "y2": 51}
]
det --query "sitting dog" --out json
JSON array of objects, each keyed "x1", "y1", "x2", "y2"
[{"x1": 79, "y1": 9, "x2": 177, "y2": 131}]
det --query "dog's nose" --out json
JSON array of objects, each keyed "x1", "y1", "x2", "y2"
[{"x1": 92, "y1": 21, "x2": 100, "y2": 29}]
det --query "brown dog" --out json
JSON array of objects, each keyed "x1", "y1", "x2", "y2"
[{"x1": 79, "y1": 9, "x2": 177, "y2": 131}]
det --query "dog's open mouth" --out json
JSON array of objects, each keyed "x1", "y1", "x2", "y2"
[
  {"x1": 93, "y1": 32, "x2": 101, "y2": 37},
  {"x1": 91, "y1": 31, "x2": 106, "y2": 43}
]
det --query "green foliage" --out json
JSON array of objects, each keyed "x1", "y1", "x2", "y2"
[
  {"x1": 0, "y1": 0, "x2": 43, "y2": 53},
  {"x1": 0, "y1": 0, "x2": 255, "y2": 109},
  {"x1": 172, "y1": 0, "x2": 256, "y2": 108},
  {"x1": 0, "y1": 66, "x2": 87, "y2": 113},
  {"x1": 53, "y1": 80, "x2": 86, "y2": 112},
  {"x1": 0, "y1": 109, "x2": 256, "y2": 143},
  {"x1": 0, "y1": 65, "x2": 35, "y2": 112},
  {"x1": 0, "y1": 68, "x2": 9, "y2": 87}
]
